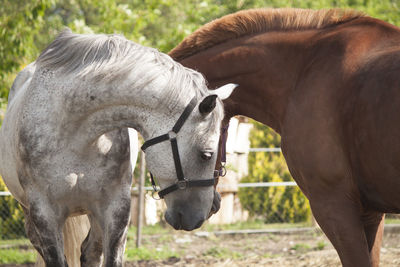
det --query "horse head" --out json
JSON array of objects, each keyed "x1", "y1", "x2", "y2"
[{"x1": 143, "y1": 83, "x2": 237, "y2": 230}]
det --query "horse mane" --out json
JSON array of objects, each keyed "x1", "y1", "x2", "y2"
[
  {"x1": 169, "y1": 8, "x2": 366, "y2": 60},
  {"x1": 36, "y1": 28, "x2": 206, "y2": 98},
  {"x1": 36, "y1": 29, "x2": 223, "y2": 137},
  {"x1": 37, "y1": 28, "x2": 153, "y2": 82}
]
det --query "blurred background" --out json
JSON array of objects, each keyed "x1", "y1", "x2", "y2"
[{"x1": 1, "y1": 1, "x2": 400, "y2": 265}]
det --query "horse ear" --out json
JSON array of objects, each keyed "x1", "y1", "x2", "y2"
[
  {"x1": 199, "y1": 84, "x2": 239, "y2": 115},
  {"x1": 212, "y1": 83, "x2": 238, "y2": 100},
  {"x1": 199, "y1": 95, "x2": 218, "y2": 115}
]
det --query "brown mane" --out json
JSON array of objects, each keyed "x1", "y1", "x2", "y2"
[{"x1": 169, "y1": 8, "x2": 366, "y2": 60}]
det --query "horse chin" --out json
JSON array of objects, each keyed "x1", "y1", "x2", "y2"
[{"x1": 207, "y1": 190, "x2": 221, "y2": 219}]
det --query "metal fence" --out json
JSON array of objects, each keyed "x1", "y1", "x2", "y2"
[
  {"x1": 0, "y1": 192, "x2": 26, "y2": 240},
  {"x1": 0, "y1": 182, "x2": 301, "y2": 240},
  {"x1": 4, "y1": 146, "x2": 397, "y2": 245},
  {"x1": 0, "y1": 146, "x2": 299, "y2": 241}
]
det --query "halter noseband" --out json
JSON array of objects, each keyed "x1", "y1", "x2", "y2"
[{"x1": 141, "y1": 96, "x2": 216, "y2": 199}]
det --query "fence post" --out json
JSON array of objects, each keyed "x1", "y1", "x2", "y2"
[{"x1": 136, "y1": 150, "x2": 146, "y2": 248}]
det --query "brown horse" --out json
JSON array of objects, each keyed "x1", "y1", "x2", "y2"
[{"x1": 169, "y1": 8, "x2": 400, "y2": 267}]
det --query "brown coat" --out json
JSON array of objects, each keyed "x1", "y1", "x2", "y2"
[{"x1": 170, "y1": 8, "x2": 400, "y2": 267}]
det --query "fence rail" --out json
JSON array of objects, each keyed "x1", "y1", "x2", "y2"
[
  {"x1": 249, "y1": 147, "x2": 282, "y2": 152},
  {"x1": 1, "y1": 147, "x2": 293, "y2": 243}
]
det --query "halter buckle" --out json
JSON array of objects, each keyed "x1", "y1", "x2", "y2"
[
  {"x1": 168, "y1": 131, "x2": 177, "y2": 139},
  {"x1": 177, "y1": 179, "x2": 188, "y2": 189}
]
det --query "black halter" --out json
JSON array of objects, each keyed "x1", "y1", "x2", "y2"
[{"x1": 141, "y1": 96, "x2": 216, "y2": 199}]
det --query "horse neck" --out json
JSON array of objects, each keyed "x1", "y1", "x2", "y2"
[
  {"x1": 179, "y1": 30, "x2": 315, "y2": 134},
  {"x1": 51, "y1": 71, "x2": 190, "y2": 149}
]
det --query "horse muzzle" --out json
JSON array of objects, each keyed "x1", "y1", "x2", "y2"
[{"x1": 165, "y1": 208, "x2": 207, "y2": 231}]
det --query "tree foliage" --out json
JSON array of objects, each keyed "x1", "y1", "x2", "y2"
[
  {"x1": 1, "y1": 0, "x2": 400, "y2": 103},
  {"x1": 238, "y1": 121, "x2": 311, "y2": 223},
  {"x1": 0, "y1": 0, "x2": 54, "y2": 100},
  {"x1": 1, "y1": 0, "x2": 400, "y2": 234}
]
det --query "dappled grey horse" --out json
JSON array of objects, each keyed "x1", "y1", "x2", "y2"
[{"x1": 0, "y1": 29, "x2": 236, "y2": 266}]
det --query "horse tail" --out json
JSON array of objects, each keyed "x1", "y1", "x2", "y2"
[
  {"x1": 35, "y1": 215, "x2": 90, "y2": 267},
  {"x1": 63, "y1": 215, "x2": 90, "y2": 266}
]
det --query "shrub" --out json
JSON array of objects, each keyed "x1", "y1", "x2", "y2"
[
  {"x1": 238, "y1": 120, "x2": 311, "y2": 223},
  {"x1": 0, "y1": 178, "x2": 26, "y2": 239}
]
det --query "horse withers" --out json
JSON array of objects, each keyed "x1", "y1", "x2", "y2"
[
  {"x1": 0, "y1": 29, "x2": 236, "y2": 266},
  {"x1": 170, "y1": 8, "x2": 400, "y2": 267}
]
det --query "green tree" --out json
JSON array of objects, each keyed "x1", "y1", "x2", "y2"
[
  {"x1": 2, "y1": 0, "x2": 400, "y2": 103},
  {"x1": 2, "y1": 0, "x2": 400, "y2": 228},
  {"x1": 0, "y1": 0, "x2": 54, "y2": 100},
  {"x1": 238, "y1": 120, "x2": 311, "y2": 223}
]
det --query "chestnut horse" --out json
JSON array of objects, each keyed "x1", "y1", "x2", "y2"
[{"x1": 170, "y1": 8, "x2": 400, "y2": 267}]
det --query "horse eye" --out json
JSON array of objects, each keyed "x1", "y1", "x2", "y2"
[{"x1": 201, "y1": 151, "x2": 214, "y2": 160}]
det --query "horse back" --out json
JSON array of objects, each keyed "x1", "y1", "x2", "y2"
[
  {"x1": 350, "y1": 43, "x2": 400, "y2": 212},
  {"x1": 281, "y1": 20, "x2": 400, "y2": 211}
]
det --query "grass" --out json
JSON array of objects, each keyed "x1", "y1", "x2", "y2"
[
  {"x1": 0, "y1": 238, "x2": 37, "y2": 264},
  {"x1": 384, "y1": 218, "x2": 400, "y2": 224},
  {"x1": 202, "y1": 246, "x2": 243, "y2": 259},
  {"x1": 315, "y1": 241, "x2": 326, "y2": 250},
  {"x1": 201, "y1": 219, "x2": 312, "y2": 232},
  {"x1": 290, "y1": 243, "x2": 311, "y2": 252},
  {"x1": 0, "y1": 238, "x2": 31, "y2": 247},
  {"x1": 262, "y1": 252, "x2": 282, "y2": 258},
  {"x1": 125, "y1": 246, "x2": 180, "y2": 261},
  {"x1": 128, "y1": 223, "x2": 169, "y2": 236},
  {"x1": 0, "y1": 249, "x2": 36, "y2": 264},
  {"x1": 125, "y1": 224, "x2": 181, "y2": 262},
  {"x1": 290, "y1": 241, "x2": 326, "y2": 253},
  {"x1": 0, "y1": 218, "x2": 399, "y2": 264}
]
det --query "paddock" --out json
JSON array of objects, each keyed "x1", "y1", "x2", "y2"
[
  {"x1": 1, "y1": 116, "x2": 400, "y2": 266},
  {"x1": 1, "y1": 222, "x2": 400, "y2": 266}
]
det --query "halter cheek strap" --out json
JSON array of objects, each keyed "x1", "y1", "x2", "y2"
[{"x1": 141, "y1": 96, "x2": 215, "y2": 199}]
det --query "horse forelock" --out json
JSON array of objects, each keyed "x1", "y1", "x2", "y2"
[{"x1": 169, "y1": 8, "x2": 366, "y2": 61}]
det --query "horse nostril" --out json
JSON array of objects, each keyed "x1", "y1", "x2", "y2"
[{"x1": 201, "y1": 151, "x2": 213, "y2": 160}]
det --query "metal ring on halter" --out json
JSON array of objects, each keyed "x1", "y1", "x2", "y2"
[
  {"x1": 151, "y1": 190, "x2": 161, "y2": 200},
  {"x1": 220, "y1": 164, "x2": 227, "y2": 177},
  {"x1": 177, "y1": 178, "x2": 188, "y2": 190}
]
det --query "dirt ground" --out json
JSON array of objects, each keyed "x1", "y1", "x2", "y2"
[
  {"x1": 124, "y1": 227, "x2": 400, "y2": 267},
  {"x1": 2, "y1": 226, "x2": 400, "y2": 267}
]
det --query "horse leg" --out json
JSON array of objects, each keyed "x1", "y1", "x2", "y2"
[
  {"x1": 23, "y1": 201, "x2": 68, "y2": 266},
  {"x1": 100, "y1": 195, "x2": 131, "y2": 267},
  {"x1": 309, "y1": 193, "x2": 372, "y2": 267},
  {"x1": 362, "y1": 212, "x2": 385, "y2": 267},
  {"x1": 80, "y1": 215, "x2": 103, "y2": 267}
]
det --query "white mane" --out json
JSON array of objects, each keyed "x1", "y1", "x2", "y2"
[{"x1": 36, "y1": 29, "x2": 223, "y2": 136}]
